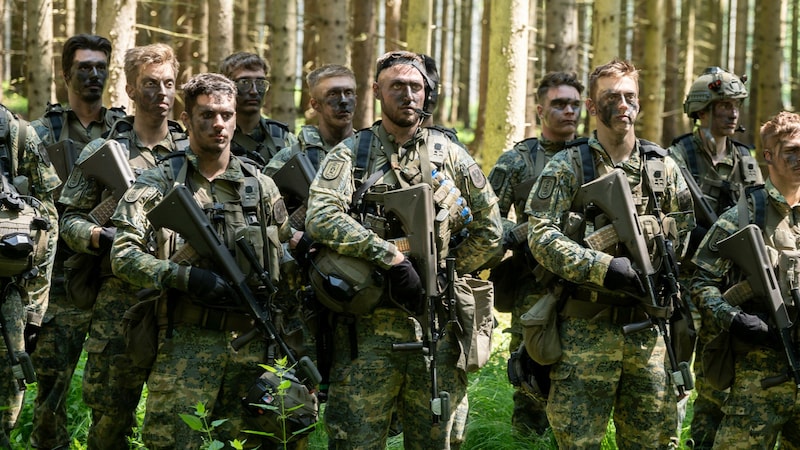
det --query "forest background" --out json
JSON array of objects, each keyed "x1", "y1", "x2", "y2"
[{"x1": 0, "y1": 0, "x2": 795, "y2": 170}]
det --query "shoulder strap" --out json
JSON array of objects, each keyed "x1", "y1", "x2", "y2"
[
  {"x1": 16, "y1": 117, "x2": 27, "y2": 173},
  {"x1": 739, "y1": 184, "x2": 767, "y2": 230},
  {"x1": 577, "y1": 138, "x2": 594, "y2": 184},
  {"x1": 516, "y1": 137, "x2": 538, "y2": 180},
  {"x1": 675, "y1": 133, "x2": 700, "y2": 180},
  {"x1": 353, "y1": 128, "x2": 374, "y2": 181}
]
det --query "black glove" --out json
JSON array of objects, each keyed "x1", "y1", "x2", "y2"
[
  {"x1": 187, "y1": 267, "x2": 236, "y2": 304},
  {"x1": 24, "y1": 323, "x2": 40, "y2": 355},
  {"x1": 603, "y1": 257, "x2": 645, "y2": 296},
  {"x1": 688, "y1": 225, "x2": 709, "y2": 255},
  {"x1": 97, "y1": 226, "x2": 117, "y2": 252},
  {"x1": 730, "y1": 312, "x2": 776, "y2": 347},
  {"x1": 387, "y1": 258, "x2": 424, "y2": 314}
]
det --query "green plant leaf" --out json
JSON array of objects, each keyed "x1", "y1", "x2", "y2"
[
  {"x1": 210, "y1": 418, "x2": 229, "y2": 428},
  {"x1": 179, "y1": 413, "x2": 203, "y2": 431},
  {"x1": 207, "y1": 440, "x2": 225, "y2": 450}
]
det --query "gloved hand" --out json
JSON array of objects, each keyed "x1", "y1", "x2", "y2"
[
  {"x1": 97, "y1": 226, "x2": 117, "y2": 252},
  {"x1": 387, "y1": 258, "x2": 424, "y2": 314},
  {"x1": 187, "y1": 267, "x2": 236, "y2": 304},
  {"x1": 24, "y1": 323, "x2": 40, "y2": 355},
  {"x1": 688, "y1": 225, "x2": 708, "y2": 255},
  {"x1": 730, "y1": 312, "x2": 776, "y2": 347},
  {"x1": 603, "y1": 257, "x2": 645, "y2": 296}
]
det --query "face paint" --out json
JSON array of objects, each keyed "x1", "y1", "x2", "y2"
[
  {"x1": 322, "y1": 89, "x2": 356, "y2": 115},
  {"x1": 596, "y1": 91, "x2": 639, "y2": 128},
  {"x1": 68, "y1": 49, "x2": 108, "y2": 102}
]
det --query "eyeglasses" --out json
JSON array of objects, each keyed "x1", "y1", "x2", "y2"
[{"x1": 234, "y1": 78, "x2": 270, "y2": 93}]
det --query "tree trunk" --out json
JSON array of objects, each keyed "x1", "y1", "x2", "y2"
[
  {"x1": 483, "y1": 0, "x2": 528, "y2": 167},
  {"x1": 457, "y1": 0, "x2": 473, "y2": 129},
  {"x1": 317, "y1": 0, "x2": 350, "y2": 66},
  {"x1": 640, "y1": 0, "x2": 665, "y2": 144},
  {"x1": 793, "y1": 0, "x2": 800, "y2": 112},
  {"x1": 545, "y1": 0, "x2": 578, "y2": 73},
  {"x1": 662, "y1": 0, "x2": 682, "y2": 144},
  {"x1": 269, "y1": 0, "x2": 297, "y2": 128},
  {"x1": 405, "y1": 0, "x2": 432, "y2": 53},
  {"x1": 97, "y1": 0, "x2": 136, "y2": 111},
  {"x1": 208, "y1": 0, "x2": 234, "y2": 72},
  {"x1": 234, "y1": 0, "x2": 249, "y2": 52},
  {"x1": 385, "y1": 0, "x2": 403, "y2": 49},
  {"x1": 753, "y1": 0, "x2": 785, "y2": 157},
  {"x1": 27, "y1": 0, "x2": 53, "y2": 118},
  {"x1": 472, "y1": 0, "x2": 490, "y2": 153},
  {"x1": 735, "y1": 0, "x2": 753, "y2": 144},
  {"x1": 175, "y1": 1, "x2": 196, "y2": 85},
  {"x1": 434, "y1": 0, "x2": 451, "y2": 125},
  {"x1": 524, "y1": 0, "x2": 538, "y2": 138},
  {"x1": 301, "y1": 0, "x2": 319, "y2": 122},
  {"x1": 591, "y1": 0, "x2": 620, "y2": 133},
  {"x1": 352, "y1": 0, "x2": 376, "y2": 129}
]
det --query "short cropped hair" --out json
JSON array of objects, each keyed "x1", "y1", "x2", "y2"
[
  {"x1": 219, "y1": 52, "x2": 270, "y2": 79},
  {"x1": 536, "y1": 71, "x2": 584, "y2": 102},
  {"x1": 124, "y1": 43, "x2": 179, "y2": 86},
  {"x1": 306, "y1": 64, "x2": 356, "y2": 91},
  {"x1": 182, "y1": 73, "x2": 237, "y2": 116},
  {"x1": 588, "y1": 58, "x2": 638, "y2": 100},
  {"x1": 62, "y1": 34, "x2": 112, "y2": 76},
  {"x1": 375, "y1": 50, "x2": 427, "y2": 82},
  {"x1": 760, "y1": 111, "x2": 800, "y2": 153}
]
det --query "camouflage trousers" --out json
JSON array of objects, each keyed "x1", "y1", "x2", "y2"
[
  {"x1": 688, "y1": 315, "x2": 727, "y2": 449},
  {"x1": 324, "y1": 308, "x2": 467, "y2": 450},
  {"x1": 142, "y1": 322, "x2": 299, "y2": 449},
  {"x1": 81, "y1": 277, "x2": 148, "y2": 450},
  {"x1": 0, "y1": 282, "x2": 28, "y2": 447},
  {"x1": 29, "y1": 280, "x2": 91, "y2": 449},
  {"x1": 714, "y1": 347, "x2": 800, "y2": 449},
  {"x1": 546, "y1": 317, "x2": 677, "y2": 449}
]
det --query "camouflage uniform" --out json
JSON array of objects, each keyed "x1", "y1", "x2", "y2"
[
  {"x1": 231, "y1": 117, "x2": 298, "y2": 167},
  {"x1": 58, "y1": 116, "x2": 188, "y2": 449},
  {"x1": 487, "y1": 136, "x2": 568, "y2": 434},
  {"x1": 29, "y1": 102, "x2": 124, "y2": 449},
  {"x1": 305, "y1": 123, "x2": 503, "y2": 449},
  {"x1": 691, "y1": 179, "x2": 800, "y2": 449},
  {"x1": 264, "y1": 124, "x2": 338, "y2": 176},
  {"x1": 110, "y1": 149, "x2": 291, "y2": 449},
  {"x1": 0, "y1": 105, "x2": 60, "y2": 446},
  {"x1": 526, "y1": 134, "x2": 694, "y2": 449},
  {"x1": 667, "y1": 130, "x2": 762, "y2": 448}
]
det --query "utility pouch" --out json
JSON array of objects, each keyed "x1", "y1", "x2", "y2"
[
  {"x1": 702, "y1": 330, "x2": 735, "y2": 390},
  {"x1": 122, "y1": 291, "x2": 160, "y2": 370},
  {"x1": 521, "y1": 289, "x2": 562, "y2": 365},
  {"x1": 309, "y1": 247, "x2": 384, "y2": 316},
  {"x1": 63, "y1": 252, "x2": 102, "y2": 309},
  {"x1": 452, "y1": 275, "x2": 494, "y2": 373}
]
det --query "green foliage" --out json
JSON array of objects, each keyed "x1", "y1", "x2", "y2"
[{"x1": 179, "y1": 401, "x2": 243, "y2": 450}]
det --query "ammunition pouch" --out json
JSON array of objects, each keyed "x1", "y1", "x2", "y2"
[
  {"x1": 242, "y1": 368, "x2": 318, "y2": 443},
  {"x1": 63, "y1": 252, "x2": 103, "y2": 309},
  {"x1": 308, "y1": 247, "x2": 384, "y2": 316},
  {"x1": 0, "y1": 195, "x2": 50, "y2": 278},
  {"x1": 158, "y1": 295, "x2": 255, "y2": 333},
  {"x1": 450, "y1": 275, "x2": 495, "y2": 373},
  {"x1": 122, "y1": 291, "x2": 160, "y2": 369},
  {"x1": 702, "y1": 330, "x2": 735, "y2": 390},
  {"x1": 521, "y1": 290, "x2": 563, "y2": 365}
]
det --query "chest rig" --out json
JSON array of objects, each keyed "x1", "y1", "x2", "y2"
[
  {"x1": 350, "y1": 127, "x2": 473, "y2": 260},
  {"x1": 510, "y1": 137, "x2": 547, "y2": 223},
  {"x1": 231, "y1": 118, "x2": 292, "y2": 167}
]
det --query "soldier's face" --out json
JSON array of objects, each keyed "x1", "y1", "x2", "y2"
[
  {"x1": 702, "y1": 99, "x2": 741, "y2": 138},
  {"x1": 182, "y1": 93, "x2": 236, "y2": 157},
  {"x1": 589, "y1": 75, "x2": 639, "y2": 133},
  {"x1": 374, "y1": 64, "x2": 425, "y2": 128},
  {"x1": 66, "y1": 49, "x2": 108, "y2": 103},
  {"x1": 311, "y1": 75, "x2": 356, "y2": 131},
  {"x1": 127, "y1": 63, "x2": 176, "y2": 119},
  {"x1": 538, "y1": 85, "x2": 581, "y2": 141},
  {"x1": 230, "y1": 68, "x2": 268, "y2": 116}
]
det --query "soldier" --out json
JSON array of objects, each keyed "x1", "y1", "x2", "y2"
[
  {"x1": 220, "y1": 52, "x2": 298, "y2": 167},
  {"x1": 28, "y1": 34, "x2": 125, "y2": 450},
  {"x1": 487, "y1": 71, "x2": 583, "y2": 435},
  {"x1": 0, "y1": 105, "x2": 60, "y2": 448},
  {"x1": 667, "y1": 66, "x2": 762, "y2": 449},
  {"x1": 265, "y1": 64, "x2": 356, "y2": 175},
  {"x1": 525, "y1": 58, "x2": 695, "y2": 448},
  {"x1": 305, "y1": 51, "x2": 502, "y2": 449},
  {"x1": 58, "y1": 43, "x2": 186, "y2": 449},
  {"x1": 110, "y1": 73, "x2": 294, "y2": 449},
  {"x1": 690, "y1": 111, "x2": 800, "y2": 448}
]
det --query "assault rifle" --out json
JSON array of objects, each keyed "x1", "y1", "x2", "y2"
[
  {"x1": 678, "y1": 165, "x2": 718, "y2": 229},
  {"x1": 577, "y1": 168, "x2": 693, "y2": 398},
  {"x1": 78, "y1": 140, "x2": 136, "y2": 225},
  {"x1": 718, "y1": 224, "x2": 800, "y2": 389},
  {"x1": 383, "y1": 183, "x2": 451, "y2": 424},
  {"x1": 46, "y1": 140, "x2": 80, "y2": 183},
  {"x1": 270, "y1": 152, "x2": 316, "y2": 231},
  {"x1": 147, "y1": 184, "x2": 322, "y2": 389},
  {"x1": 0, "y1": 304, "x2": 35, "y2": 390}
]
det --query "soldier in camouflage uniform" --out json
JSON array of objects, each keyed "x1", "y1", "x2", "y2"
[
  {"x1": 28, "y1": 34, "x2": 126, "y2": 450},
  {"x1": 220, "y1": 52, "x2": 298, "y2": 167},
  {"x1": 487, "y1": 71, "x2": 583, "y2": 435},
  {"x1": 690, "y1": 111, "x2": 800, "y2": 449},
  {"x1": 0, "y1": 104, "x2": 60, "y2": 448},
  {"x1": 526, "y1": 59, "x2": 695, "y2": 448},
  {"x1": 111, "y1": 73, "x2": 293, "y2": 449},
  {"x1": 666, "y1": 66, "x2": 762, "y2": 449},
  {"x1": 58, "y1": 43, "x2": 186, "y2": 449},
  {"x1": 305, "y1": 51, "x2": 502, "y2": 450}
]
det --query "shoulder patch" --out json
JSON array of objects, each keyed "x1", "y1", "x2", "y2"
[
  {"x1": 272, "y1": 198, "x2": 288, "y2": 224},
  {"x1": 322, "y1": 160, "x2": 344, "y2": 181},
  {"x1": 536, "y1": 176, "x2": 556, "y2": 200},
  {"x1": 706, "y1": 226, "x2": 731, "y2": 253},
  {"x1": 488, "y1": 167, "x2": 507, "y2": 192},
  {"x1": 468, "y1": 163, "x2": 486, "y2": 189},
  {"x1": 122, "y1": 183, "x2": 158, "y2": 203}
]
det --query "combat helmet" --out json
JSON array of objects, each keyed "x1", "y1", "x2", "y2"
[
  {"x1": 683, "y1": 67, "x2": 748, "y2": 119},
  {"x1": 242, "y1": 367, "x2": 318, "y2": 443}
]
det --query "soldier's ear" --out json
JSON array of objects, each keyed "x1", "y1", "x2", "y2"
[
  {"x1": 180, "y1": 111, "x2": 191, "y2": 132},
  {"x1": 310, "y1": 97, "x2": 321, "y2": 112},
  {"x1": 586, "y1": 98, "x2": 596, "y2": 116},
  {"x1": 763, "y1": 150, "x2": 773, "y2": 165}
]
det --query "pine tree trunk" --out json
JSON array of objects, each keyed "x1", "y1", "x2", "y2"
[{"x1": 352, "y1": 0, "x2": 376, "y2": 129}]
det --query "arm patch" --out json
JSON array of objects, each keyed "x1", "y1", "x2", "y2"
[
  {"x1": 468, "y1": 163, "x2": 487, "y2": 189},
  {"x1": 706, "y1": 226, "x2": 731, "y2": 253}
]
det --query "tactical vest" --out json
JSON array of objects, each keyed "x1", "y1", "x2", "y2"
[
  {"x1": 673, "y1": 132, "x2": 760, "y2": 215},
  {"x1": 510, "y1": 137, "x2": 544, "y2": 222},
  {"x1": 231, "y1": 118, "x2": 293, "y2": 167},
  {"x1": 43, "y1": 102, "x2": 125, "y2": 143},
  {"x1": 295, "y1": 126, "x2": 326, "y2": 171}
]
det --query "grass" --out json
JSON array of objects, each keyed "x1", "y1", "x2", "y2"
[{"x1": 6, "y1": 312, "x2": 697, "y2": 449}]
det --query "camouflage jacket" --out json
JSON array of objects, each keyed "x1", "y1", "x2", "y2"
[
  {"x1": 305, "y1": 122, "x2": 503, "y2": 275},
  {"x1": 58, "y1": 116, "x2": 187, "y2": 256},
  {"x1": 30, "y1": 102, "x2": 125, "y2": 148},
  {"x1": 231, "y1": 117, "x2": 298, "y2": 167},
  {"x1": 525, "y1": 133, "x2": 695, "y2": 289},
  {"x1": 264, "y1": 124, "x2": 344, "y2": 176}
]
